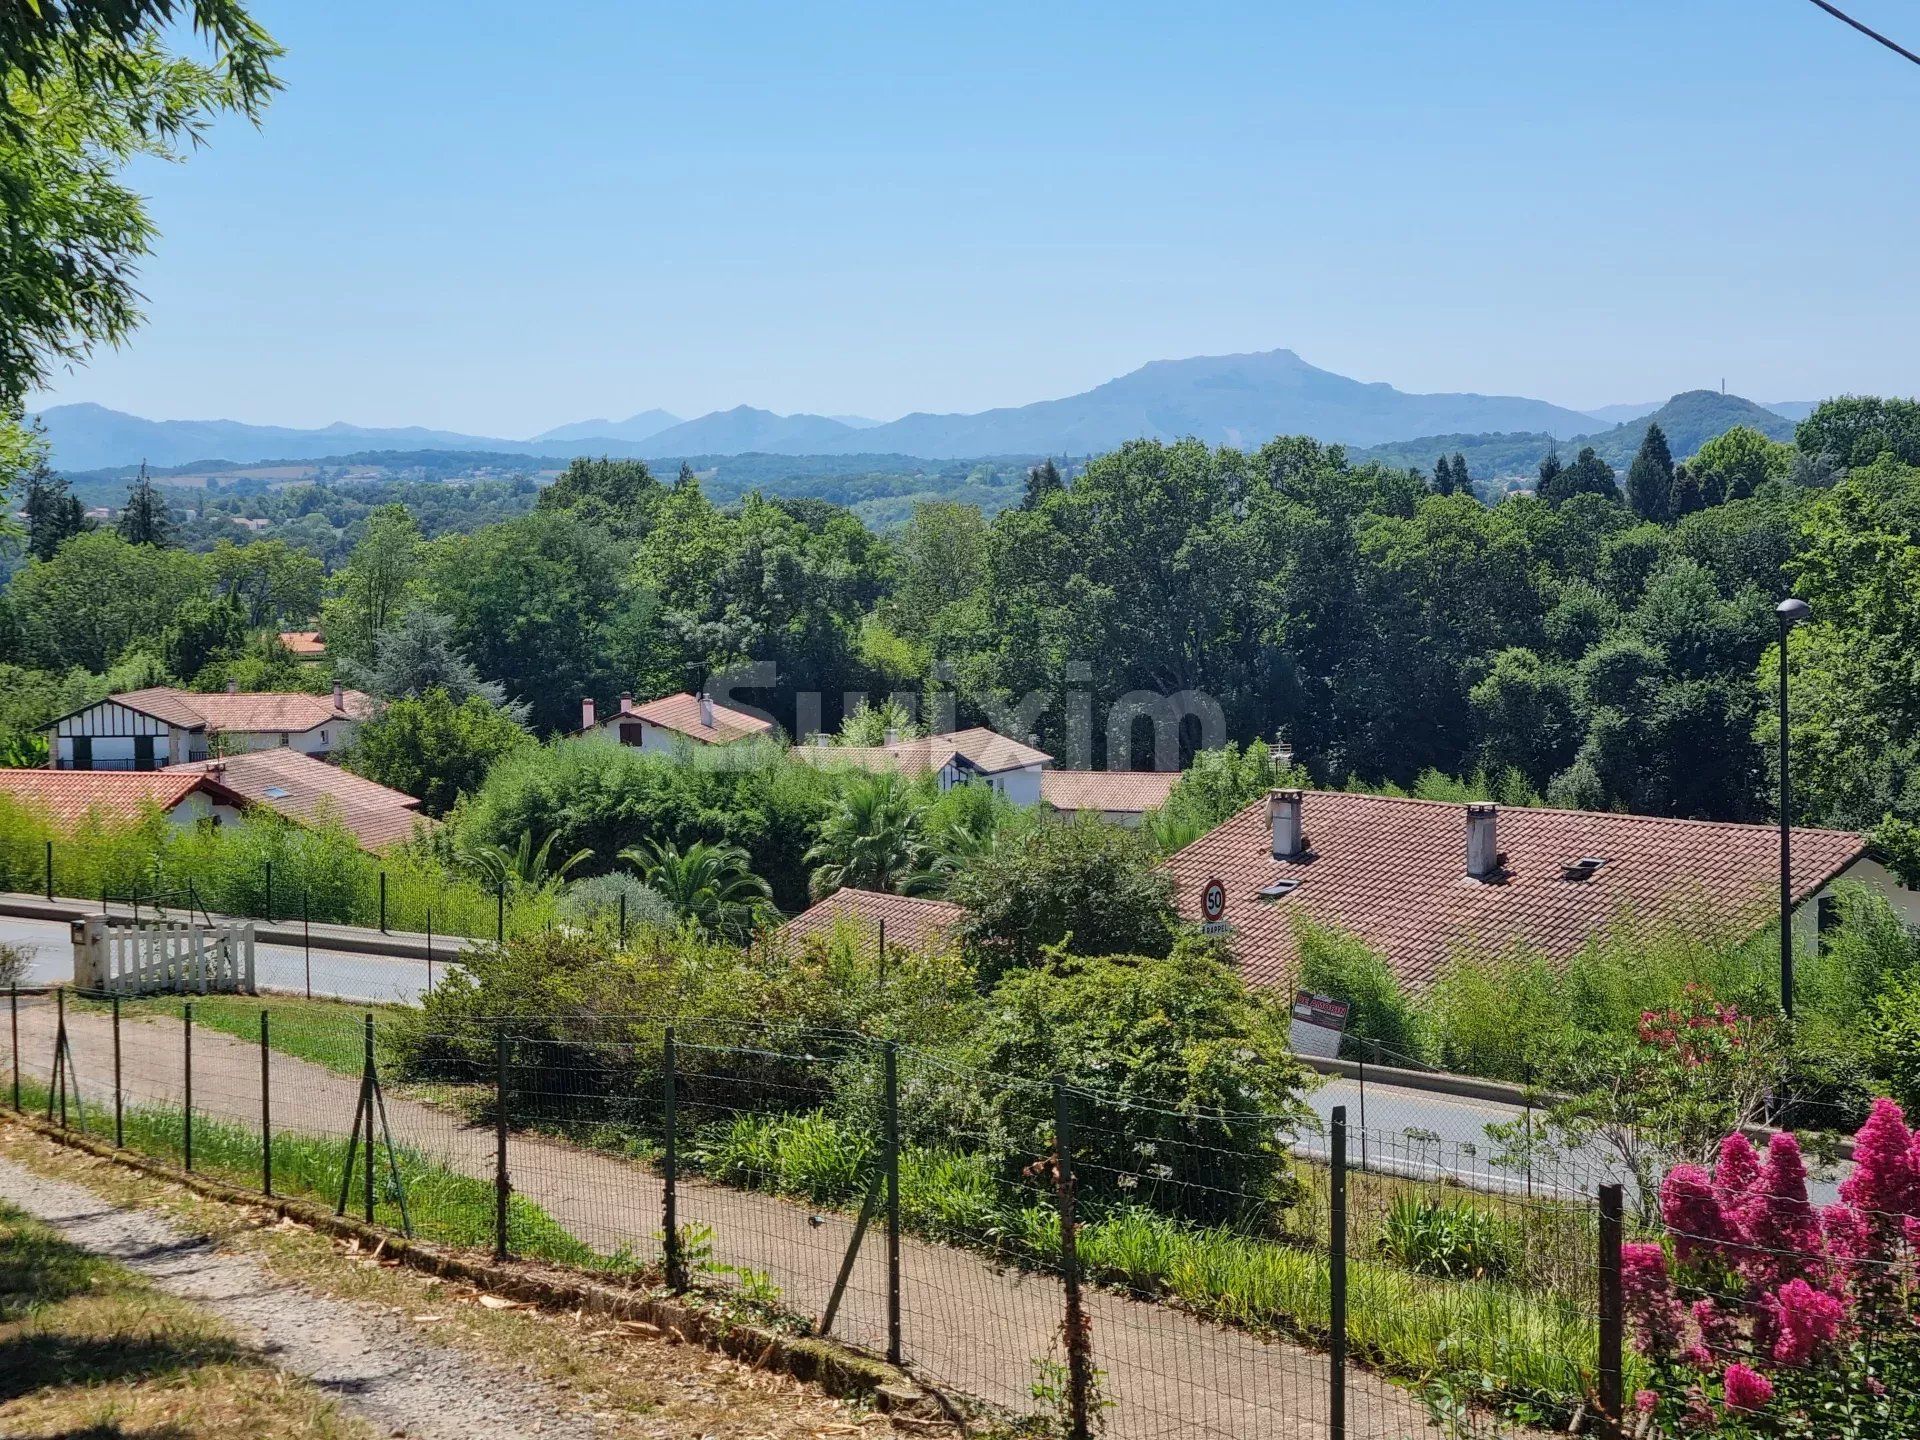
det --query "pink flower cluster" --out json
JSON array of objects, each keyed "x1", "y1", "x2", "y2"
[{"x1": 1628, "y1": 1100, "x2": 1920, "y2": 1423}]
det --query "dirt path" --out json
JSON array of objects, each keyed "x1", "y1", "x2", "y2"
[
  {"x1": 10, "y1": 998, "x2": 1443, "y2": 1440},
  {"x1": 0, "y1": 1152, "x2": 604, "y2": 1440}
]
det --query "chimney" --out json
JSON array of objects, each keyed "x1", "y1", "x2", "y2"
[
  {"x1": 1466, "y1": 803, "x2": 1499, "y2": 879},
  {"x1": 619, "y1": 691, "x2": 633, "y2": 714},
  {"x1": 1269, "y1": 788, "x2": 1304, "y2": 859},
  {"x1": 331, "y1": 680, "x2": 344, "y2": 711},
  {"x1": 698, "y1": 692, "x2": 715, "y2": 728},
  {"x1": 581, "y1": 696, "x2": 597, "y2": 730},
  {"x1": 884, "y1": 727, "x2": 902, "y2": 747},
  {"x1": 227, "y1": 678, "x2": 239, "y2": 694}
]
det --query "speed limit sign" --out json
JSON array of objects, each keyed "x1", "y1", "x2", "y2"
[{"x1": 1200, "y1": 876, "x2": 1228, "y2": 931}]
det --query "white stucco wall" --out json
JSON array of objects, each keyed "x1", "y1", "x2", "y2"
[
  {"x1": 988, "y1": 765, "x2": 1045, "y2": 807},
  {"x1": 1820, "y1": 856, "x2": 1920, "y2": 930}
]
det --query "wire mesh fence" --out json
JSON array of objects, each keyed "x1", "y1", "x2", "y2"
[{"x1": 0, "y1": 986, "x2": 1659, "y2": 1440}]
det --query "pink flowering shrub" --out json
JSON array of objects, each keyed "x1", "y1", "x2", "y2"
[{"x1": 1625, "y1": 1103, "x2": 1920, "y2": 1436}]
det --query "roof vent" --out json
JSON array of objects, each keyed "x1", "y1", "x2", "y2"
[
  {"x1": 697, "y1": 692, "x2": 715, "y2": 727},
  {"x1": 1563, "y1": 855, "x2": 1608, "y2": 881},
  {"x1": 1259, "y1": 878, "x2": 1300, "y2": 899},
  {"x1": 262, "y1": 785, "x2": 291, "y2": 800}
]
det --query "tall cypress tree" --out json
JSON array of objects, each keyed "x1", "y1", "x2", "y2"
[
  {"x1": 1431, "y1": 456, "x2": 1454, "y2": 495},
  {"x1": 22, "y1": 451, "x2": 89, "y2": 560},
  {"x1": 1450, "y1": 452, "x2": 1470, "y2": 495},
  {"x1": 1536, "y1": 446, "x2": 1563, "y2": 496},
  {"x1": 1626, "y1": 422, "x2": 1675, "y2": 523},
  {"x1": 1669, "y1": 462, "x2": 1705, "y2": 518},
  {"x1": 117, "y1": 461, "x2": 176, "y2": 546},
  {"x1": 1022, "y1": 457, "x2": 1064, "y2": 509}
]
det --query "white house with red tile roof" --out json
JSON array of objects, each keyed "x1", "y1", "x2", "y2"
[
  {"x1": 777, "y1": 887, "x2": 964, "y2": 954},
  {"x1": 0, "y1": 768, "x2": 251, "y2": 831},
  {"x1": 1162, "y1": 789, "x2": 1900, "y2": 996},
  {"x1": 169, "y1": 749, "x2": 430, "y2": 853},
  {"x1": 792, "y1": 727, "x2": 1055, "y2": 804},
  {"x1": 45, "y1": 684, "x2": 370, "y2": 770},
  {"x1": 575, "y1": 691, "x2": 777, "y2": 750}
]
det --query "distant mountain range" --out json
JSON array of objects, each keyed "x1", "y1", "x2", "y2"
[
  {"x1": 1352, "y1": 390, "x2": 1802, "y2": 479},
  {"x1": 29, "y1": 348, "x2": 1822, "y2": 473}
]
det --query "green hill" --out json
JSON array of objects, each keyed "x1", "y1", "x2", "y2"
[{"x1": 1353, "y1": 390, "x2": 1797, "y2": 482}]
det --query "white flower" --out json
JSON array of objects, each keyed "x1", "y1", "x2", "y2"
[
  {"x1": 1117, "y1": 1174, "x2": 1139, "y2": 1191},
  {"x1": 1148, "y1": 1163, "x2": 1173, "y2": 1181}
]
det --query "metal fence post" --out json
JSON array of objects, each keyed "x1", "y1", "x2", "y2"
[
  {"x1": 496, "y1": 883, "x2": 504, "y2": 943},
  {"x1": 877, "y1": 916, "x2": 887, "y2": 982},
  {"x1": 9, "y1": 986, "x2": 17, "y2": 1111},
  {"x1": 1598, "y1": 1182, "x2": 1624, "y2": 1440},
  {"x1": 111, "y1": 995, "x2": 123, "y2": 1148},
  {"x1": 264, "y1": 859, "x2": 273, "y2": 923},
  {"x1": 618, "y1": 891, "x2": 626, "y2": 947},
  {"x1": 1053, "y1": 1080, "x2": 1091, "y2": 1440},
  {"x1": 53, "y1": 988, "x2": 67, "y2": 1128},
  {"x1": 494, "y1": 1027, "x2": 510, "y2": 1261},
  {"x1": 303, "y1": 891, "x2": 312, "y2": 1000},
  {"x1": 183, "y1": 1000, "x2": 194, "y2": 1171},
  {"x1": 426, "y1": 911, "x2": 434, "y2": 994},
  {"x1": 663, "y1": 1025, "x2": 682, "y2": 1289},
  {"x1": 883, "y1": 1040, "x2": 902, "y2": 1365},
  {"x1": 44, "y1": 839, "x2": 52, "y2": 901},
  {"x1": 1330, "y1": 1104, "x2": 1348, "y2": 1440},
  {"x1": 378, "y1": 872, "x2": 388, "y2": 934},
  {"x1": 261, "y1": 1010, "x2": 273, "y2": 1197},
  {"x1": 361, "y1": 1014, "x2": 376, "y2": 1223}
]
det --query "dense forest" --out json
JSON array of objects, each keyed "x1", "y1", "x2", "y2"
[{"x1": 8, "y1": 396, "x2": 1920, "y2": 852}]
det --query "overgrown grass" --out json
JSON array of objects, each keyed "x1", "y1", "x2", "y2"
[
  {"x1": 694, "y1": 1107, "x2": 1637, "y2": 1417},
  {"x1": 19, "y1": 1074, "x2": 620, "y2": 1272}
]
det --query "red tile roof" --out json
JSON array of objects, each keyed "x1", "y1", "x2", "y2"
[
  {"x1": 1041, "y1": 769, "x2": 1181, "y2": 815},
  {"x1": 110, "y1": 686, "x2": 370, "y2": 734},
  {"x1": 1163, "y1": 791, "x2": 1868, "y2": 994},
  {"x1": 278, "y1": 630, "x2": 326, "y2": 656},
  {"x1": 171, "y1": 750, "x2": 428, "y2": 852},
  {"x1": 938, "y1": 726, "x2": 1052, "y2": 773},
  {"x1": 778, "y1": 887, "x2": 964, "y2": 953},
  {"x1": 0, "y1": 769, "x2": 247, "y2": 827},
  {"x1": 621, "y1": 692, "x2": 775, "y2": 744}
]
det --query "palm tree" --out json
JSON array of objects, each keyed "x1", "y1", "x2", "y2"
[
  {"x1": 460, "y1": 829, "x2": 592, "y2": 893},
  {"x1": 620, "y1": 837, "x2": 772, "y2": 941},
  {"x1": 805, "y1": 772, "x2": 940, "y2": 898}
]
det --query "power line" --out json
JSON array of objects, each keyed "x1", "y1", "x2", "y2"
[{"x1": 1803, "y1": 0, "x2": 1920, "y2": 67}]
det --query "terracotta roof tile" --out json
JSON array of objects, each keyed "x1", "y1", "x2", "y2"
[
  {"x1": 171, "y1": 750, "x2": 428, "y2": 852},
  {"x1": 278, "y1": 630, "x2": 326, "y2": 656},
  {"x1": 937, "y1": 727, "x2": 1052, "y2": 773},
  {"x1": 1041, "y1": 769, "x2": 1180, "y2": 815},
  {"x1": 112, "y1": 686, "x2": 370, "y2": 734},
  {"x1": 0, "y1": 769, "x2": 243, "y2": 827},
  {"x1": 789, "y1": 738, "x2": 960, "y2": 777},
  {"x1": 778, "y1": 887, "x2": 963, "y2": 953},
  {"x1": 1162, "y1": 791, "x2": 1869, "y2": 994},
  {"x1": 621, "y1": 692, "x2": 775, "y2": 744}
]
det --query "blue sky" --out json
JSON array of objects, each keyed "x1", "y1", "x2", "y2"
[{"x1": 27, "y1": 1, "x2": 1920, "y2": 435}]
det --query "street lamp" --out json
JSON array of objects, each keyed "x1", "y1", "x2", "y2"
[{"x1": 1776, "y1": 597, "x2": 1811, "y2": 1018}]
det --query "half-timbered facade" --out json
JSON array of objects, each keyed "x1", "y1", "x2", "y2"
[{"x1": 46, "y1": 685, "x2": 371, "y2": 770}]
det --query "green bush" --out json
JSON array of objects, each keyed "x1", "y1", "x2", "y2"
[
  {"x1": 948, "y1": 815, "x2": 1177, "y2": 977},
  {"x1": 1375, "y1": 1195, "x2": 1513, "y2": 1281},
  {"x1": 970, "y1": 942, "x2": 1308, "y2": 1225},
  {"x1": 1422, "y1": 945, "x2": 1572, "y2": 1080},
  {"x1": 1293, "y1": 918, "x2": 1428, "y2": 1064}
]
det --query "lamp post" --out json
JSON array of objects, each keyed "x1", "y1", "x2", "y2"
[{"x1": 1776, "y1": 597, "x2": 1811, "y2": 1019}]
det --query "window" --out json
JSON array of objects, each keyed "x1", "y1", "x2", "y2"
[{"x1": 619, "y1": 723, "x2": 644, "y2": 746}]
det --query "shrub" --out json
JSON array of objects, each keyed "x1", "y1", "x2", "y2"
[
  {"x1": 558, "y1": 872, "x2": 675, "y2": 935},
  {"x1": 0, "y1": 941, "x2": 28, "y2": 989},
  {"x1": 1422, "y1": 944, "x2": 1573, "y2": 1080},
  {"x1": 969, "y1": 942, "x2": 1308, "y2": 1225},
  {"x1": 1375, "y1": 1195, "x2": 1513, "y2": 1280},
  {"x1": 1292, "y1": 918, "x2": 1427, "y2": 1064},
  {"x1": 948, "y1": 815, "x2": 1177, "y2": 978}
]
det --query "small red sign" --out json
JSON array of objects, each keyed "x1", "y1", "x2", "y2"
[{"x1": 1200, "y1": 876, "x2": 1227, "y2": 923}]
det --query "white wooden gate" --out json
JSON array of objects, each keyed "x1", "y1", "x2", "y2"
[{"x1": 93, "y1": 920, "x2": 257, "y2": 995}]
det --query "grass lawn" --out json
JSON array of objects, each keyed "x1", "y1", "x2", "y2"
[
  {"x1": 0, "y1": 1198, "x2": 372, "y2": 1439},
  {"x1": 75, "y1": 991, "x2": 408, "y2": 1076}
]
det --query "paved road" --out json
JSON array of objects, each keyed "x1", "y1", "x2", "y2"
[
  {"x1": 7, "y1": 997, "x2": 1454, "y2": 1440},
  {"x1": 1, "y1": 913, "x2": 456, "y2": 1006}
]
